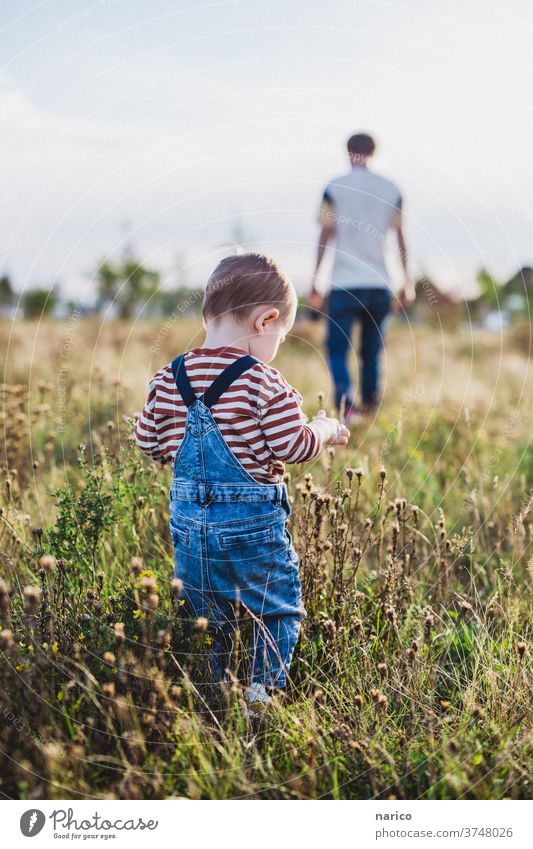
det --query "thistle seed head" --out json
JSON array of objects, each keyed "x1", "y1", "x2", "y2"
[{"x1": 39, "y1": 555, "x2": 56, "y2": 572}]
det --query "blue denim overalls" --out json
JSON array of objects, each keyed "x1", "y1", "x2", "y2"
[{"x1": 168, "y1": 352, "x2": 306, "y2": 688}]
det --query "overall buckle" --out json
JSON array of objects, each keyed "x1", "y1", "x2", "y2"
[{"x1": 197, "y1": 483, "x2": 212, "y2": 507}]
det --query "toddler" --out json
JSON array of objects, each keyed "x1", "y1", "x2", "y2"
[{"x1": 135, "y1": 253, "x2": 349, "y2": 707}]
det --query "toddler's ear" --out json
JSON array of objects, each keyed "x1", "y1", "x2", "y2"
[{"x1": 255, "y1": 307, "x2": 280, "y2": 332}]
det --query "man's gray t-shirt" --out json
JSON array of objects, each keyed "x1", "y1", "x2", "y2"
[{"x1": 319, "y1": 167, "x2": 402, "y2": 290}]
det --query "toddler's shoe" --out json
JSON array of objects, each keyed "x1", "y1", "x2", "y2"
[
  {"x1": 243, "y1": 682, "x2": 272, "y2": 716},
  {"x1": 244, "y1": 682, "x2": 272, "y2": 705}
]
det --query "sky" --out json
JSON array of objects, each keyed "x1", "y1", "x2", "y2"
[{"x1": 1, "y1": 0, "x2": 532, "y2": 302}]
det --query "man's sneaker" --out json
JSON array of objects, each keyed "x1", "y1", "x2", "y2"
[
  {"x1": 361, "y1": 400, "x2": 380, "y2": 415},
  {"x1": 343, "y1": 403, "x2": 364, "y2": 426}
]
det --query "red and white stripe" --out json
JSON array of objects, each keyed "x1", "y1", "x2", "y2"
[{"x1": 134, "y1": 346, "x2": 322, "y2": 483}]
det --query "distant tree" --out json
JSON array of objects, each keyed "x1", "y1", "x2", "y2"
[
  {"x1": 96, "y1": 257, "x2": 160, "y2": 319},
  {"x1": 502, "y1": 266, "x2": 533, "y2": 300},
  {"x1": 492, "y1": 266, "x2": 532, "y2": 319},
  {"x1": 0, "y1": 274, "x2": 14, "y2": 307},
  {"x1": 151, "y1": 287, "x2": 203, "y2": 318},
  {"x1": 22, "y1": 288, "x2": 57, "y2": 319},
  {"x1": 476, "y1": 268, "x2": 500, "y2": 308}
]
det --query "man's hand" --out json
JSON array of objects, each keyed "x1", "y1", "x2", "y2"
[
  {"x1": 309, "y1": 409, "x2": 350, "y2": 446},
  {"x1": 396, "y1": 283, "x2": 416, "y2": 312},
  {"x1": 309, "y1": 285, "x2": 325, "y2": 312}
]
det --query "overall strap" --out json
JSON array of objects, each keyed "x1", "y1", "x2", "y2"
[
  {"x1": 171, "y1": 353, "x2": 259, "y2": 409},
  {"x1": 202, "y1": 355, "x2": 259, "y2": 408},
  {"x1": 171, "y1": 354, "x2": 197, "y2": 407}
]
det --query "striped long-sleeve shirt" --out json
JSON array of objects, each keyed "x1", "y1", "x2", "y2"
[{"x1": 134, "y1": 345, "x2": 323, "y2": 483}]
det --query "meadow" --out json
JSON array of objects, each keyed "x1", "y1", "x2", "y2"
[{"x1": 0, "y1": 314, "x2": 531, "y2": 800}]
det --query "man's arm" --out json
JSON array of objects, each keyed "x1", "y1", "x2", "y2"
[
  {"x1": 310, "y1": 192, "x2": 336, "y2": 309},
  {"x1": 392, "y1": 206, "x2": 415, "y2": 309}
]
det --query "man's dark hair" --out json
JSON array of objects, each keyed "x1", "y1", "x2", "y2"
[{"x1": 347, "y1": 133, "x2": 376, "y2": 157}]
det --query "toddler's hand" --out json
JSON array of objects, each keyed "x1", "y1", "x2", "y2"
[{"x1": 310, "y1": 409, "x2": 350, "y2": 446}]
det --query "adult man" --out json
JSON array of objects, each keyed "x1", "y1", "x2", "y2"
[{"x1": 310, "y1": 133, "x2": 414, "y2": 421}]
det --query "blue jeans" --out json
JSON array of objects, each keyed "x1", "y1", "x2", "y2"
[
  {"x1": 168, "y1": 352, "x2": 306, "y2": 689},
  {"x1": 326, "y1": 287, "x2": 391, "y2": 407}
]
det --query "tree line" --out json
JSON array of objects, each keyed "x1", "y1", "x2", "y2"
[{"x1": 0, "y1": 257, "x2": 531, "y2": 321}]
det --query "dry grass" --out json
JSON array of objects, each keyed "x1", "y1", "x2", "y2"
[{"x1": 0, "y1": 316, "x2": 531, "y2": 799}]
